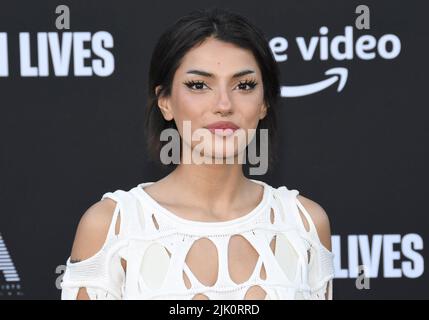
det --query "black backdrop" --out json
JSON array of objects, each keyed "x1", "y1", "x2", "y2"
[{"x1": 0, "y1": 0, "x2": 427, "y2": 299}]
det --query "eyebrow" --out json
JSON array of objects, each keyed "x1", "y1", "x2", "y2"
[{"x1": 185, "y1": 69, "x2": 256, "y2": 78}]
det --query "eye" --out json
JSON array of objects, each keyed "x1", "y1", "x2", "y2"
[
  {"x1": 184, "y1": 80, "x2": 209, "y2": 91},
  {"x1": 236, "y1": 80, "x2": 258, "y2": 91},
  {"x1": 183, "y1": 79, "x2": 258, "y2": 91}
]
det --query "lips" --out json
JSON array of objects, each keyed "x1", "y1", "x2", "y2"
[{"x1": 204, "y1": 121, "x2": 240, "y2": 131}]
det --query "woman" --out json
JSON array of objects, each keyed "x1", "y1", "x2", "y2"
[{"x1": 61, "y1": 7, "x2": 334, "y2": 300}]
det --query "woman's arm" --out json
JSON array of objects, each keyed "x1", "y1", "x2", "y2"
[
  {"x1": 296, "y1": 195, "x2": 332, "y2": 251},
  {"x1": 68, "y1": 198, "x2": 121, "y2": 300},
  {"x1": 296, "y1": 195, "x2": 333, "y2": 299}
]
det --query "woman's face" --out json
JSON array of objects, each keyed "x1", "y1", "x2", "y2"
[{"x1": 157, "y1": 37, "x2": 267, "y2": 163}]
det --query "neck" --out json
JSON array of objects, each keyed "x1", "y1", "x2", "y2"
[{"x1": 168, "y1": 155, "x2": 252, "y2": 215}]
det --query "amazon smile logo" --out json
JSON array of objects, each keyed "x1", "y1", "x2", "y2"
[{"x1": 281, "y1": 67, "x2": 348, "y2": 97}]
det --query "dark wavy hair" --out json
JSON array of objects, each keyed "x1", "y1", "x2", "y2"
[{"x1": 144, "y1": 7, "x2": 280, "y2": 173}]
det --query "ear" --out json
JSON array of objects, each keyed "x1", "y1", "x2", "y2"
[
  {"x1": 259, "y1": 101, "x2": 268, "y2": 120},
  {"x1": 155, "y1": 85, "x2": 174, "y2": 121}
]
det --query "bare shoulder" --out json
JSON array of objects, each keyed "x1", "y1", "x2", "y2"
[
  {"x1": 69, "y1": 198, "x2": 119, "y2": 263},
  {"x1": 296, "y1": 195, "x2": 332, "y2": 251}
]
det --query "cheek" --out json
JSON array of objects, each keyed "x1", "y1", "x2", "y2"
[
  {"x1": 239, "y1": 97, "x2": 265, "y2": 129},
  {"x1": 173, "y1": 89, "x2": 207, "y2": 122},
  {"x1": 171, "y1": 88, "x2": 209, "y2": 137}
]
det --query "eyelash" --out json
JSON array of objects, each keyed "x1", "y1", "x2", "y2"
[{"x1": 183, "y1": 79, "x2": 258, "y2": 91}]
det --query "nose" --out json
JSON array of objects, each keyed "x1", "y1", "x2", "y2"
[{"x1": 213, "y1": 85, "x2": 233, "y2": 115}]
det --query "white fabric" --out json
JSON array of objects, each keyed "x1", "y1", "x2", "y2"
[{"x1": 61, "y1": 179, "x2": 335, "y2": 300}]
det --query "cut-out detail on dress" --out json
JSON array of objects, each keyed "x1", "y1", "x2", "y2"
[
  {"x1": 121, "y1": 258, "x2": 127, "y2": 274},
  {"x1": 182, "y1": 270, "x2": 192, "y2": 289},
  {"x1": 260, "y1": 263, "x2": 267, "y2": 280},
  {"x1": 270, "y1": 235, "x2": 276, "y2": 253},
  {"x1": 228, "y1": 234, "x2": 260, "y2": 284},
  {"x1": 60, "y1": 180, "x2": 335, "y2": 300},
  {"x1": 76, "y1": 287, "x2": 89, "y2": 299},
  {"x1": 270, "y1": 208, "x2": 275, "y2": 224},
  {"x1": 140, "y1": 243, "x2": 170, "y2": 290},
  {"x1": 244, "y1": 285, "x2": 266, "y2": 300},
  {"x1": 307, "y1": 248, "x2": 311, "y2": 264},
  {"x1": 185, "y1": 237, "x2": 219, "y2": 287},
  {"x1": 151, "y1": 213, "x2": 160, "y2": 230}
]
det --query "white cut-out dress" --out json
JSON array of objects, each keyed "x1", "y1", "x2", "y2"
[{"x1": 60, "y1": 179, "x2": 335, "y2": 300}]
